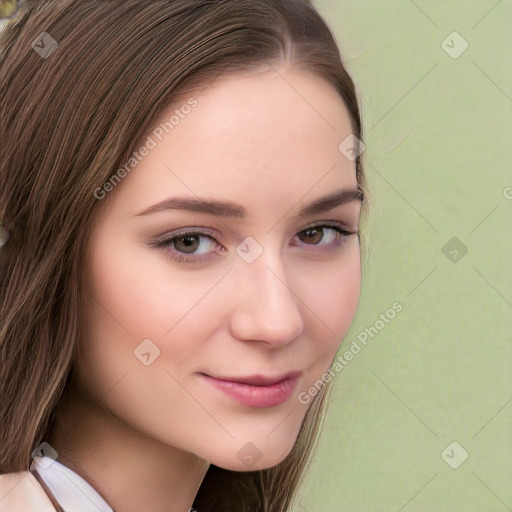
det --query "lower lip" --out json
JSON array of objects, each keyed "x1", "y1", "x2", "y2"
[{"x1": 199, "y1": 374, "x2": 299, "y2": 408}]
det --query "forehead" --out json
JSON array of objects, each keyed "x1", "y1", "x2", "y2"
[{"x1": 108, "y1": 66, "x2": 357, "y2": 218}]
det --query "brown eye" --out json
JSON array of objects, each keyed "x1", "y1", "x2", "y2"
[
  {"x1": 298, "y1": 227, "x2": 324, "y2": 245},
  {"x1": 173, "y1": 235, "x2": 201, "y2": 254},
  {"x1": 152, "y1": 228, "x2": 223, "y2": 264},
  {"x1": 292, "y1": 223, "x2": 356, "y2": 253}
]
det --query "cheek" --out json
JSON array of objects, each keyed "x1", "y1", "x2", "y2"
[
  {"x1": 79, "y1": 231, "x2": 161, "y2": 399},
  {"x1": 84, "y1": 230, "x2": 205, "y2": 338},
  {"x1": 80, "y1": 231, "x2": 222, "y2": 395},
  {"x1": 77, "y1": 236, "x2": 215, "y2": 440},
  {"x1": 299, "y1": 249, "x2": 361, "y2": 374},
  {"x1": 303, "y1": 248, "x2": 361, "y2": 337}
]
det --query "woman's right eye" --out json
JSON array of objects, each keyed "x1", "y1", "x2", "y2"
[{"x1": 152, "y1": 229, "x2": 224, "y2": 264}]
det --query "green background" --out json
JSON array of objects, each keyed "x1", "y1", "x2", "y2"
[{"x1": 293, "y1": 1, "x2": 512, "y2": 511}]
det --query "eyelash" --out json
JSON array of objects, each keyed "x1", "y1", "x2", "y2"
[{"x1": 151, "y1": 222, "x2": 357, "y2": 264}]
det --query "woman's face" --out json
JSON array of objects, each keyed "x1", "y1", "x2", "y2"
[{"x1": 81, "y1": 64, "x2": 362, "y2": 471}]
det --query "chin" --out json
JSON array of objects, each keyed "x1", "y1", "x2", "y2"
[{"x1": 206, "y1": 431, "x2": 298, "y2": 473}]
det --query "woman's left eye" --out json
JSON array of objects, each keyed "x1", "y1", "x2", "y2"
[
  {"x1": 151, "y1": 223, "x2": 357, "y2": 264},
  {"x1": 293, "y1": 224, "x2": 355, "y2": 248}
]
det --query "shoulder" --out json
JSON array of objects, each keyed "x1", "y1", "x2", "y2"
[{"x1": 0, "y1": 471, "x2": 56, "y2": 511}]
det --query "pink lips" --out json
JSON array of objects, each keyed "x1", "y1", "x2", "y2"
[{"x1": 199, "y1": 371, "x2": 301, "y2": 408}]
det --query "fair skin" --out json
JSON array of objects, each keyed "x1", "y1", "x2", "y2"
[{"x1": 48, "y1": 63, "x2": 363, "y2": 512}]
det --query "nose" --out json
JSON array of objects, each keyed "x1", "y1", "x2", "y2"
[{"x1": 229, "y1": 250, "x2": 305, "y2": 347}]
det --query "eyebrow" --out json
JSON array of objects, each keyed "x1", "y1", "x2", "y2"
[{"x1": 134, "y1": 188, "x2": 364, "y2": 219}]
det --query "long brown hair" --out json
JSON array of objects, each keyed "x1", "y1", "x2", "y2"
[{"x1": 0, "y1": 1, "x2": 371, "y2": 510}]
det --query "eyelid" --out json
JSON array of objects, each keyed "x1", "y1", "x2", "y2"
[
  {"x1": 151, "y1": 220, "x2": 356, "y2": 245},
  {"x1": 152, "y1": 226, "x2": 219, "y2": 245},
  {"x1": 302, "y1": 219, "x2": 357, "y2": 234}
]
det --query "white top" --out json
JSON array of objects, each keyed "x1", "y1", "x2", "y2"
[{"x1": 29, "y1": 456, "x2": 114, "y2": 512}]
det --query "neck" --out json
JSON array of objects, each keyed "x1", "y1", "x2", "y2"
[{"x1": 46, "y1": 383, "x2": 209, "y2": 512}]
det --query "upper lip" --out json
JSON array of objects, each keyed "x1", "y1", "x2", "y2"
[{"x1": 201, "y1": 371, "x2": 302, "y2": 386}]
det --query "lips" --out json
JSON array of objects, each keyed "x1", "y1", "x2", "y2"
[
  {"x1": 198, "y1": 371, "x2": 302, "y2": 408},
  {"x1": 203, "y1": 371, "x2": 302, "y2": 386}
]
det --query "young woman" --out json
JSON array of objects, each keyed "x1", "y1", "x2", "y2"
[{"x1": 0, "y1": 0, "x2": 371, "y2": 510}]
